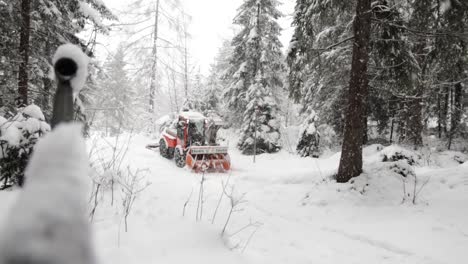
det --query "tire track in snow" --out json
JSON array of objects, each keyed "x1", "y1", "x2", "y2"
[{"x1": 321, "y1": 227, "x2": 413, "y2": 256}]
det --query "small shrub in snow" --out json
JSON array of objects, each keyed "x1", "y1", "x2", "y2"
[
  {"x1": 120, "y1": 167, "x2": 150, "y2": 232},
  {"x1": 381, "y1": 146, "x2": 420, "y2": 166},
  {"x1": 453, "y1": 154, "x2": 467, "y2": 164},
  {"x1": 387, "y1": 161, "x2": 416, "y2": 178},
  {"x1": 88, "y1": 131, "x2": 133, "y2": 215},
  {"x1": 0, "y1": 105, "x2": 50, "y2": 189},
  {"x1": 297, "y1": 111, "x2": 320, "y2": 158}
]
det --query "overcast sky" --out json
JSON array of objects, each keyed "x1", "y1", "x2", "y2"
[{"x1": 102, "y1": 0, "x2": 295, "y2": 74}]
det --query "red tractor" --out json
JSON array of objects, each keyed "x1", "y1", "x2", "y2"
[{"x1": 159, "y1": 111, "x2": 231, "y2": 172}]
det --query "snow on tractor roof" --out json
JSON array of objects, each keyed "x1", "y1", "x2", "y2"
[{"x1": 179, "y1": 111, "x2": 205, "y2": 120}]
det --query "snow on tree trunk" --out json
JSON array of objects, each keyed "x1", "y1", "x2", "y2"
[{"x1": 336, "y1": 0, "x2": 371, "y2": 183}]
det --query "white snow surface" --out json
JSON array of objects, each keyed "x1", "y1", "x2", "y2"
[
  {"x1": 0, "y1": 116, "x2": 7, "y2": 127},
  {"x1": 22, "y1": 104, "x2": 45, "y2": 121},
  {"x1": 156, "y1": 115, "x2": 172, "y2": 125},
  {"x1": 0, "y1": 125, "x2": 21, "y2": 146},
  {"x1": 0, "y1": 124, "x2": 94, "y2": 264},
  {"x1": 1, "y1": 132, "x2": 468, "y2": 264},
  {"x1": 87, "y1": 134, "x2": 468, "y2": 264},
  {"x1": 53, "y1": 43, "x2": 90, "y2": 94},
  {"x1": 180, "y1": 111, "x2": 205, "y2": 120},
  {"x1": 78, "y1": 1, "x2": 107, "y2": 32}
]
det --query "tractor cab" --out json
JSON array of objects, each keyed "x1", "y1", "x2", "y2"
[{"x1": 176, "y1": 111, "x2": 206, "y2": 148}]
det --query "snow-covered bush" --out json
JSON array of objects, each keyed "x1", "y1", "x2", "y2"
[
  {"x1": 156, "y1": 115, "x2": 175, "y2": 134},
  {"x1": 297, "y1": 111, "x2": 320, "y2": 157},
  {"x1": 0, "y1": 104, "x2": 50, "y2": 189},
  {"x1": 381, "y1": 145, "x2": 421, "y2": 165},
  {"x1": 386, "y1": 160, "x2": 416, "y2": 178},
  {"x1": 237, "y1": 96, "x2": 282, "y2": 155},
  {"x1": 350, "y1": 160, "x2": 420, "y2": 204}
]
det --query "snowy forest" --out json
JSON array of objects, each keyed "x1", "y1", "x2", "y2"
[{"x1": 0, "y1": 0, "x2": 467, "y2": 263}]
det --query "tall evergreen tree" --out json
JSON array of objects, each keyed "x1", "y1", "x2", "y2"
[
  {"x1": 288, "y1": 0, "x2": 355, "y2": 135},
  {"x1": 433, "y1": 0, "x2": 468, "y2": 148},
  {"x1": 287, "y1": 0, "x2": 355, "y2": 156},
  {"x1": 336, "y1": 0, "x2": 372, "y2": 183},
  {"x1": 225, "y1": 0, "x2": 284, "y2": 155},
  {"x1": 96, "y1": 45, "x2": 137, "y2": 133},
  {"x1": 370, "y1": 0, "x2": 421, "y2": 145},
  {"x1": 287, "y1": 0, "x2": 314, "y2": 103}
]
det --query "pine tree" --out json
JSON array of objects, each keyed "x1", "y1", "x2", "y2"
[
  {"x1": 225, "y1": 0, "x2": 285, "y2": 155},
  {"x1": 96, "y1": 45, "x2": 136, "y2": 133},
  {"x1": 370, "y1": 0, "x2": 421, "y2": 146},
  {"x1": 289, "y1": 0, "x2": 355, "y2": 136},
  {"x1": 336, "y1": 0, "x2": 372, "y2": 183},
  {"x1": 202, "y1": 40, "x2": 233, "y2": 116},
  {"x1": 432, "y1": 0, "x2": 468, "y2": 148},
  {"x1": 287, "y1": 0, "x2": 314, "y2": 103},
  {"x1": 296, "y1": 111, "x2": 320, "y2": 157},
  {"x1": 287, "y1": 0, "x2": 355, "y2": 155}
]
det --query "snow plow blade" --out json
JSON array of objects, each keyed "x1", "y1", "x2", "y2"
[{"x1": 186, "y1": 146, "x2": 231, "y2": 172}]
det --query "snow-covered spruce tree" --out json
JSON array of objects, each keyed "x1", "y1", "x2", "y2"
[
  {"x1": 287, "y1": 0, "x2": 355, "y2": 138},
  {"x1": 431, "y1": 1, "x2": 468, "y2": 148},
  {"x1": 95, "y1": 44, "x2": 137, "y2": 134},
  {"x1": 287, "y1": 0, "x2": 321, "y2": 156},
  {"x1": 225, "y1": 0, "x2": 284, "y2": 155},
  {"x1": 296, "y1": 111, "x2": 320, "y2": 157},
  {"x1": 369, "y1": 0, "x2": 421, "y2": 145},
  {"x1": 287, "y1": 0, "x2": 314, "y2": 103},
  {"x1": 203, "y1": 40, "x2": 233, "y2": 116}
]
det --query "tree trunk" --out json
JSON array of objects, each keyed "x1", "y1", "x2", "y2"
[
  {"x1": 443, "y1": 87, "x2": 449, "y2": 134},
  {"x1": 18, "y1": 0, "x2": 31, "y2": 106},
  {"x1": 408, "y1": 90, "x2": 423, "y2": 148},
  {"x1": 42, "y1": 37, "x2": 52, "y2": 121},
  {"x1": 389, "y1": 117, "x2": 395, "y2": 143},
  {"x1": 183, "y1": 26, "x2": 189, "y2": 98},
  {"x1": 362, "y1": 93, "x2": 368, "y2": 145},
  {"x1": 437, "y1": 94, "x2": 442, "y2": 138},
  {"x1": 448, "y1": 79, "x2": 463, "y2": 149},
  {"x1": 336, "y1": 0, "x2": 371, "y2": 183},
  {"x1": 149, "y1": 0, "x2": 160, "y2": 113}
]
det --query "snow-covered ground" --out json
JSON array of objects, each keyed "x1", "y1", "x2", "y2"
[
  {"x1": 90, "y1": 134, "x2": 468, "y2": 264},
  {"x1": 1, "y1": 133, "x2": 468, "y2": 264}
]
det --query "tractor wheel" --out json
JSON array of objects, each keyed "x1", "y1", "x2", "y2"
[
  {"x1": 174, "y1": 149, "x2": 186, "y2": 168},
  {"x1": 159, "y1": 139, "x2": 168, "y2": 159},
  {"x1": 167, "y1": 147, "x2": 174, "y2": 159}
]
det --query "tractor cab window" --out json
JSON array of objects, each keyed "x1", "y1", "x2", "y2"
[
  {"x1": 188, "y1": 119, "x2": 205, "y2": 146},
  {"x1": 177, "y1": 120, "x2": 185, "y2": 142}
]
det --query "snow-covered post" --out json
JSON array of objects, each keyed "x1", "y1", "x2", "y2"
[
  {"x1": 0, "y1": 44, "x2": 94, "y2": 264},
  {"x1": 51, "y1": 44, "x2": 89, "y2": 129}
]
